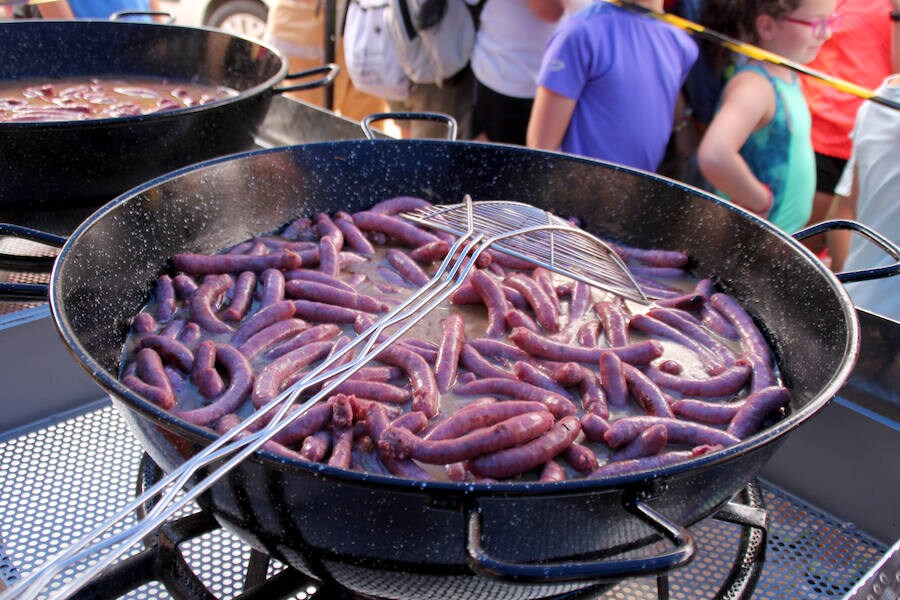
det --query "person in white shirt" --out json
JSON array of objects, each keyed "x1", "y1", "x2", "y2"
[
  {"x1": 469, "y1": 0, "x2": 563, "y2": 144},
  {"x1": 826, "y1": 74, "x2": 900, "y2": 321}
]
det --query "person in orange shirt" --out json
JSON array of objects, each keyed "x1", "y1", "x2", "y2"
[{"x1": 801, "y1": 0, "x2": 900, "y2": 254}]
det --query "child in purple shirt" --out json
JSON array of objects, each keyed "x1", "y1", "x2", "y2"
[{"x1": 527, "y1": 1, "x2": 697, "y2": 172}]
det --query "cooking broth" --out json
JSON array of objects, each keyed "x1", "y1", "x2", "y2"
[
  {"x1": 0, "y1": 76, "x2": 238, "y2": 122},
  {"x1": 120, "y1": 202, "x2": 785, "y2": 482}
]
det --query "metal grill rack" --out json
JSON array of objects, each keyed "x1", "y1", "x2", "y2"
[{"x1": 0, "y1": 403, "x2": 887, "y2": 599}]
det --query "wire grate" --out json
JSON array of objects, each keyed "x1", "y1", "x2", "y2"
[{"x1": 0, "y1": 403, "x2": 889, "y2": 599}]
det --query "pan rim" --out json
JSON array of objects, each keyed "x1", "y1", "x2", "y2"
[{"x1": 47, "y1": 138, "x2": 861, "y2": 497}]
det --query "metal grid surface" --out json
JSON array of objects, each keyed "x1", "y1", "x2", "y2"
[
  {"x1": 0, "y1": 404, "x2": 888, "y2": 599},
  {"x1": 0, "y1": 235, "x2": 56, "y2": 316}
]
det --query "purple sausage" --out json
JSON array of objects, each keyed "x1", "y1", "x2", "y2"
[
  {"x1": 285, "y1": 279, "x2": 384, "y2": 313},
  {"x1": 237, "y1": 318, "x2": 309, "y2": 360},
  {"x1": 270, "y1": 402, "x2": 333, "y2": 445},
  {"x1": 216, "y1": 414, "x2": 307, "y2": 462},
  {"x1": 515, "y1": 361, "x2": 573, "y2": 400},
  {"x1": 562, "y1": 442, "x2": 599, "y2": 474},
  {"x1": 709, "y1": 293, "x2": 772, "y2": 363},
  {"x1": 539, "y1": 460, "x2": 567, "y2": 482},
  {"x1": 647, "y1": 308, "x2": 738, "y2": 367},
  {"x1": 629, "y1": 314, "x2": 726, "y2": 374},
  {"x1": 284, "y1": 268, "x2": 356, "y2": 293},
  {"x1": 645, "y1": 363, "x2": 752, "y2": 397},
  {"x1": 468, "y1": 338, "x2": 533, "y2": 364},
  {"x1": 621, "y1": 363, "x2": 675, "y2": 418},
  {"x1": 301, "y1": 430, "x2": 332, "y2": 462},
  {"x1": 610, "y1": 423, "x2": 668, "y2": 461},
  {"x1": 593, "y1": 301, "x2": 630, "y2": 347},
  {"x1": 366, "y1": 403, "x2": 434, "y2": 479},
  {"x1": 154, "y1": 275, "x2": 177, "y2": 322},
  {"x1": 179, "y1": 322, "x2": 202, "y2": 348},
  {"x1": 195, "y1": 367, "x2": 225, "y2": 399},
  {"x1": 293, "y1": 299, "x2": 368, "y2": 324},
  {"x1": 122, "y1": 373, "x2": 175, "y2": 409},
  {"x1": 258, "y1": 269, "x2": 285, "y2": 308},
  {"x1": 627, "y1": 264, "x2": 689, "y2": 280},
  {"x1": 231, "y1": 300, "x2": 296, "y2": 347},
  {"x1": 331, "y1": 379, "x2": 410, "y2": 404},
  {"x1": 160, "y1": 319, "x2": 185, "y2": 339},
  {"x1": 390, "y1": 411, "x2": 429, "y2": 433},
  {"x1": 191, "y1": 340, "x2": 216, "y2": 385},
  {"x1": 591, "y1": 445, "x2": 719, "y2": 478},
  {"x1": 190, "y1": 274, "x2": 235, "y2": 334},
  {"x1": 409, "y1": 240, "x2": 450, "y2": 263},
  {"x1": 612, "y1": 243, "x2": 689, "y2": 268},
  {"x1": 368, "y1": 196, "x2": 432, "y2": 215},
  {"x1": 435, "y1": 314, "x2": 466, "y2": 393},
  {"x1": 381, "y1": 411, "x2": 554, "y2": 464},
  {"x1": 727, "y1": 386, "x2": 791, "y2": 439},
  {"x1": 334, "y1": 211, "x2": 375, "y2": 256},
  {"x1": 533, "y1": 267, "x2": 562, "y2": 315},
  {"x1": 346, "y1": 365, "x2": 405, "y2": 382},
  {"x1": 352, "y1": 211, "x2": 440, "y2": 247},
  {"x1": 139, "y1": 335, "x2": 194, "y2": 373},
  {"x1": 604, "y1": 416, "x2": 739, "y2": 449},
  {"x1": 173, "y1": 250, "x2": 302, "y2": 274},
  {"x1": 459, "y1": 344, "x2": 516, "y2": 380},
  {"x1": 375, "y1": 344, "x2": 440, "y2": 418},
  {"x1": 654, "y1": 292, "x2": 705, "y2": 311},
  {"x1": 281, "y1": 215, "x2": 314, "y2": 240},
  {"x1": 453, "y1": 378, "x2": 577, "y2": 418},
  {"x1": 318, "y1": 237, "x2": 339, "y2": 278},
  {"x1": 386, "y1": 248, "x2": 431, "y2": 287},
  {"x1": 597, "y1": 350, "x2": 629, "y2": 408},
  {"x1": 576, "y1": 320, "x2": 599, "y2": 346},
  {"x1": 470, "y1": 269, "x2": 510, "y2": 338},
  {"x1": 504, "y1": 272, "x2": 560, "y2": 332},
  {"x1": 136, "y1": 348, "x2": 174, "y2": 397},
  {"x1": 265, "y1": 323, "x2": 341, "y2": 360},
  {"x1": 172, "y1": 274, "x2": 198, "y2": 299},
  {"x1": 505, "y1": 308, "x2": 541, "y2": 333},
  {"x1": 450, "y1": 282, "x2": 527, "y2": 309},
  {"x1": 568, "y1": 280, "x2": 593, "y2": 322},
  {"x1": 315, "y1": 212, "x2": 344, "y2": 250},
  {"x1": 580, "y1": 413, "x2": 611, "y2": 443},
  {"x1": 327, "y1": 427, "x2": 355, "y2": 469},
  {"x1": 672, "y1": 398, "x2": 742, "y2": 425},
  {"x1": 425, "y1": 399, "x2": 547, "y2": 441},
  {"x1": 744, "y1": 352, "x2": 778, "y2": 392},
  {"x1": 132, "y1": 312, "x2": 157, "y2": 334},
  {"x1": 252, "y1": 340, "x2": 335, "y2": 407},
  {"x1": 508, "y1": 327, "x2": 663, "y2": 366},
  {"x1": 221, "y1": 271, "x2": 257, "y2": 323},
  {"x1": 177, "y1": 344, "x2": 254, "y2": 426},
  {"x1": 468, "y1": 415, "x2": 581, "y2": 479}
]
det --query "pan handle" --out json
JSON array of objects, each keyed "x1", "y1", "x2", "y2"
[
  {"x1": 0, "y1": 224, "x2": 65, "y2": 302},
  {"x1": 465, "y1": 493, "x2": 695, "y2": 583},
  {"x1": 110, "y1": 10, "x2": 177, "y2": 23},
  {"x1": 273, "y1": 64, "x2": 340, "y2": 95},
  {"x1": 792, "y1": 220, "x2": 900, "y2": 283},
  {"x1": 361, "y1": 112, "x2": 459, "y2": 141}
]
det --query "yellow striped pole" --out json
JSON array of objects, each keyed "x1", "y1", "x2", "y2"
[{"x1": 604, "y1": 0, "x2": 900, "y2": 112}]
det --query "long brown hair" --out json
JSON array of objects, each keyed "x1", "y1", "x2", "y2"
[
  {"x1": 699, "y1": 0, "x2": 802, "y2": 70},
  {"x1": 701, "y1": 0, "x2": 801, "y2": 44}
]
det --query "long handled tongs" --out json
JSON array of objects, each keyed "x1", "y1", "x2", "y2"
[
  {"x1": 606, "y1": 0, "x2": 900, "y2": 113},
  {"x1": 3, "y1": 195, "x2": 644, "y2": 599}
]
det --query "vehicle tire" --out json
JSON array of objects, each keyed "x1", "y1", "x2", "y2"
[{"x1": 206, "y1": 0, "x2": 269, "y2": 39}]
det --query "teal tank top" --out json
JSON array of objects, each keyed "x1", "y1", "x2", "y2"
[{"x1": 732, "y1": 64, "x2": 816, "y2": 233}]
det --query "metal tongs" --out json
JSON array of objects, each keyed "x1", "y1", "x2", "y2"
[{"x1": 4, "y1": 196, "x2": 645, "y2": 599}]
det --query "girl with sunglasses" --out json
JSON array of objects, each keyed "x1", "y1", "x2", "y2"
[{"x1": 696, "y1": 0, "x2": 839, "y2": 233}]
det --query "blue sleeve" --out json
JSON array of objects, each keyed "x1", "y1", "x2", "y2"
[{"x1": 536, "y1": 16, "x2": 602, "y2": 101}]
